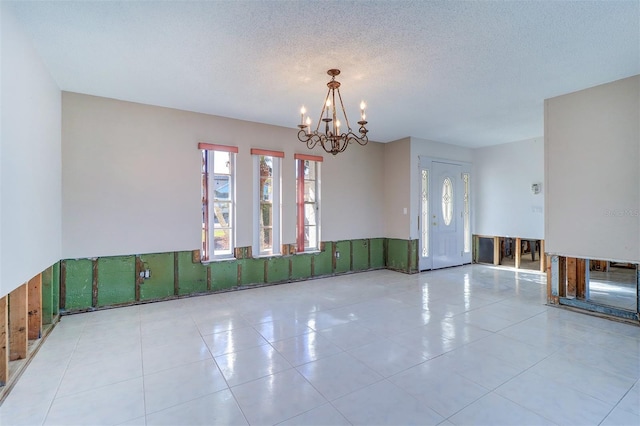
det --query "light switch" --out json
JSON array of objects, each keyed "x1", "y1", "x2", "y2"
[{"x1": 403, "y1": 207, "x2": 407, "y2": 215}]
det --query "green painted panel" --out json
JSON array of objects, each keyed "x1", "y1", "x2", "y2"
[
  {"x1": 313, "y1": 244, "x2": 333, "y2": 276},
  {"x1": 239, "y1": 258, "x2": 265, "y2": 286},
  {"x1": 291, "y1": 255, "x2": 312, "y2": 280},
  {"x1": 369, "y1": 238, "x2": 385, "y2": 269},
  {"x1": 210, "y1": 260, "x2": 237, "y2": 291},
  {"x1": 335, "y1": 241, "x2": 351, "y2": 274},
  {"x1": 178, "y1": 251, "x2": 208, "y2": 295},
  {"x1": 64, "y1": 259, "x2": 93, "y2": 310},
  {"x1": 41, "y1": 265, "x2": 54, "y2": 325},
  {"x1": 139, "y1": 252, "x2": 174, "y2": 301},
  {"x1": 386, "y1": 239, "x2": 409, "y2": 272},
  {"x1": 352, "y1": 239, "x2": 369, "y2": 271},
  {"x1": 266, "y1": 256, "x2": 289, "y2": 283},
  {"x1": 97, "y1": 256, "x2": 136, "y2": 307},
  {"x1": 408, "y1": 239, "x2": 419, "y2": 273},
  {"x1": 52, "y1": 262, "x2": 60, "y2": 315}
]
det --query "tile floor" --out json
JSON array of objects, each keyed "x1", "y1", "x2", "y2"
[{"x1": 1, "y1": 265, "x2": 639, "y2": 425}]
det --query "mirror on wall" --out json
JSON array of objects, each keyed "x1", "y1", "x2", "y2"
[{"x1": 587, "y1": 260, "x2": 638, "y2": 312}]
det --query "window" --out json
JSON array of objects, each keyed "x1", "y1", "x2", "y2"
[
  {"x1": 442, "y1": 176, "x2": 453, "y2": 226},
  {"x1": 199, "y1": 143, "x2": 237, "y2": 261},
  {"x1": 421, "y1": 169, "x2": 429, "y2": 257},
  {"x1": 295, "y1": 154, "x2": 322, "y2": 252},
  {"x1": 252, "y1": 149, "x2": 283, "y2": 256},
  {"x1": 462, "y1": 172, "x2": 471, "y2": 253}
]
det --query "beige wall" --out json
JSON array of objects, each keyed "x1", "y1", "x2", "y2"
[
  {"x1": 545, "y1": 75, "x2": 639, "y2": 262},
  {"x1": 384, "y1": 138, "x2": 412, "y2": 239},
  {"x1": 62, "y1": 92, "x2": 385, "y2": 258},
  {"x1": 1, "y1": 4, "x2": 62, "y2": 296}
]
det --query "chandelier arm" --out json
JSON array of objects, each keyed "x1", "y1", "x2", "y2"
[
  {"x1": 317, "y1": 88, "x2": 332, "y2": 133},
  {"x1": 336, "y1": 88, "x2": 352, "y2": 131}
]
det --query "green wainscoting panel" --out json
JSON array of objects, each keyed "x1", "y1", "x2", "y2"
[
  {"x1": 210, "y1": 260, "x2": 237, "y2": 291},
  {"x1": 352, "y1": 239, "x2": 370, "y2": 271},
  {"x1": 177, "y1": 251, "x2": 208, "y2": 295},
  {"x1": 239, "y1": 258, "x2": 265, "y2": 286},
  {"x1": 334, "y1": 241, "x2": 351, "y2": 274},
  {"x1": 41, "y1": 265, "x2": 54, "y2": 324},
  {"x1": 266, "y1": 256, "x2": 290, "y2": 283},
  {"x1": 313, "y1": 244, "x2": 333, "y2": 276},
  {"x1": 386, "y1": 239, "x2": 410, "y2": 272},
  {"x1": 139, "y1": 252, "x2": 174, "y2": 301},
  {"x1": 97, "y1": 255, "x2": 136, "y2": 307},
  {"x1": 63, "y1": 259, "x2": 93, "y2": 310},
  {"x1": 369, "y1": 238, "x2": 385, "y2": 269},
  {"x1": 291, "y1": 254, "x2": 312, "y2": 280},
  {"x1": 408, "y1": 239, "x2": 419, "y2": 273},
  {"x1": 52, "y1": 262, "x2": 60, "y2": 316}
]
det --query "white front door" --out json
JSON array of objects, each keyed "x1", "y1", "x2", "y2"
[{"x1": 431, "y1": 161, "x2": 464, "y2": 269}]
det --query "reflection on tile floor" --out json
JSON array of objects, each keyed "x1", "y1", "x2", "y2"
[{"x1": 1, "y1": 265, "x2": 639, "y2": 425}]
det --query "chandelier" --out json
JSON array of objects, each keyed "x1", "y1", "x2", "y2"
[{"x1": 297, "y1": 69, "x2": 369, "y2": 155}]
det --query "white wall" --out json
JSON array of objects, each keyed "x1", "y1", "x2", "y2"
[
  {"x1": 409, "y1": 137, "x2": 473, "y2": 240},
  {"x1": 62, "y1": 92, "x2": 385, "y2": 259},
  {"x1": 1, "y1": 3, "x2": 62, "y2": 296},
  {"x1": 545, "y1": 75, "x2": 639, "y2": 262},
  {"x1": 473, "y1": 137, "x2": 544, "y2": 239}
]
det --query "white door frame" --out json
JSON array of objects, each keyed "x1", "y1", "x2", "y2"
[{"x1": 418, "y1": 157, "x2": 472, "y2": 271}]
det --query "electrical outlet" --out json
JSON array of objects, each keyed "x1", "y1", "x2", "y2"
[
  {"x1": 144, "y1": 269, "x2": 151, "y2": 279},
  {"x1": 336, "y1": 251, "x2": 340, "y2": 259}
]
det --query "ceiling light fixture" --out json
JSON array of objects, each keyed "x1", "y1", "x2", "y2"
[{"x1": 297, "y1": 69, "x2": 368, "y2": 155}]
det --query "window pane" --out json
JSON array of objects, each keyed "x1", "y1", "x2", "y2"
[
  {"x1": 213, "y1": 175, "x2": 230, "y2": 200},
  {"x1": 213, "y1": 202, "x2": 230, "y2": 226},
  {"x1": 214, "y1": 229, "x2": 231, "y2": 253},
  {"x1": 463, "y1": 173, "x2": 471, "y2": 253},
  {"x1": 421, "y1": 169, "x2": 429, "y2": 257},
  {"x1": 442, "y1": 177, "x2": 453, "y2": 226},
  {"x1": 260, "y1": 177, "x2": 272, "y2": 202},
  {"x1": 304, "y1": 203, "x2": 316, "y2": 226},
  {"x1": 305, "y1": 225, "x2": 317, "y2": 249},
  {"x1": 213, "y1": 151, "x2": 231, "y2": 174},
  {"x1": 261, "y1": 227, "x2": 272, "y2": 252},
  {"x1": 261, "y1": 203, "x2": 272, "y2": 227},
  {"x1": 304, "y1": 181, "x2": 316, "y2": 202},
  {"x1": 303, "y1": 160, "x2": 316, "y2": 180},
  {"x1": 260, "y1": 156, "x2": 273, "y2": 177}
]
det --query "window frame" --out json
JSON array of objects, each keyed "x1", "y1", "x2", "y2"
[
  {"x1": 295, "y1": 154, "x2": 322, "y2": 252},
  {"x1": 252, "y1": 149, "x2": 284, "y2": 257},
  {"x1": 199, "y1": 143, "x2": 238, "y2": 262}
]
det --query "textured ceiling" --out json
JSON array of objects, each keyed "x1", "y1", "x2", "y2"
[{"x1": 7, "y1": 1, "x2": 640, "y2": 147}]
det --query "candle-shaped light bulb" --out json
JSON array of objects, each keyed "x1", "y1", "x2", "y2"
[
  {"x1": 305, "y1": 116, "x2": 312, "y2": 134},
  {"x1": 360, "y1": 101, "x2": 366, "y2": 120},
  {"x1": 300, "y1": 106, "x2": 306, "y2": 125},
  {"x1": 325, "y1": 99, "x2": 331, "y2": 118},
  {"x1": 336, "y1": 119, "x2": 341, "y2": 135}
]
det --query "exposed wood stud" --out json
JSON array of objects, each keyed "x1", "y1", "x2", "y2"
[
  {"x1": 539, "y1": 240, "x2": 546, "y2": 272},
  {"x1": 493, "y1": 237, "x2": 501, "y2": 265},
  {"x1": 515, "y1": 237, "x2": 521, "y2": 269},
  {"x1": 367, "y1": 239, "x2": 371, "y2": 269},
  {"x1": 264, "y1": 260, "x2": 269, "y2": 283},
  {"x1": 206, "y1": 266, "x2": 212, "y2": 291},
  {"x1": 350, "y1": 241, "x2": 354, "y2": 271},
  {"x1": 576, "y1": 258, "x2": 586, "y2": 299},
  {"x1": 558, "y1": 256, "x2": 567, "y2": 298},
  {"x1": 27, "y1": 274, "x2": 42, "y2": 340},
  {"x1": 134, "y1": 257, "x2": 142, "y2": 302},
  {"x1": 566, "y1": 257, "x2": 577, "y2": 298},
  {"x1": 546, "y1": 255, "x2": 554, "y2": 304},
  {"x1": 0, "y1": 296, "x2": 8, "y2": 386},
  {"x1": 288, "y1": 258, "x2": 293, "y2": 280},
  {"x1": 9, "y1": 284, "x2": 28, "y2": 361},
  {"x1": 331, "y1": 243, "x2": 336, "y2": 272},
  {"x1": 237, "y1": 263, "x2": 242, "y2": 286},
  {"x1": 92, "y1": 259, "x2": 99, "y2": 308}
]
